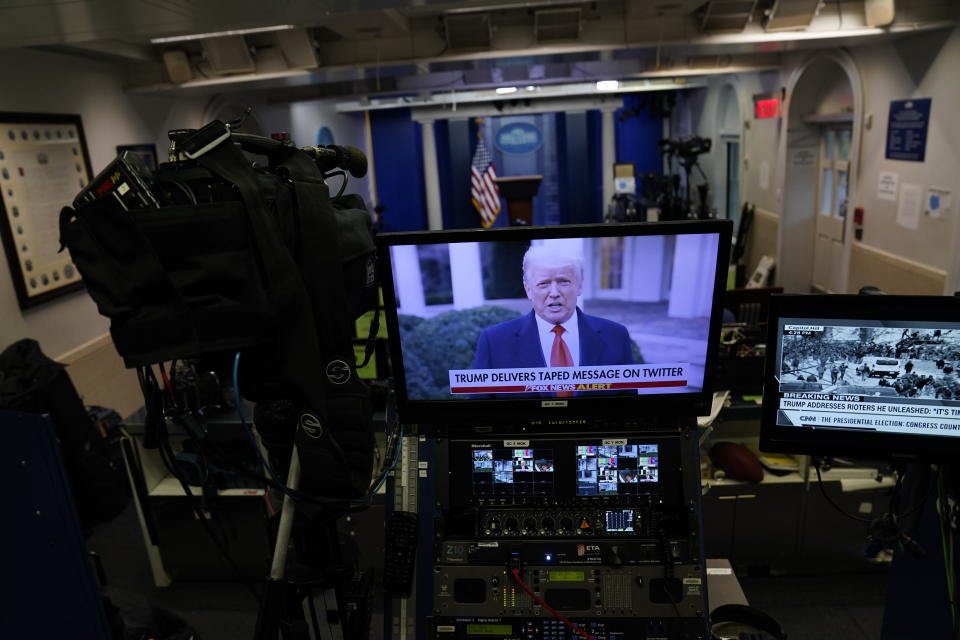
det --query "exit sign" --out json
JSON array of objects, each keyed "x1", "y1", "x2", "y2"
[{"x1": 754, "y1": 98, "x2": 780, "y2": 119}]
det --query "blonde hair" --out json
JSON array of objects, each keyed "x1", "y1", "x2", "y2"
[{"x1": 522, "y1": 244, "x2": 583, "y2": 283}]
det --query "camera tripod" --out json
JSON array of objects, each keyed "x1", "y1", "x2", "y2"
[{"x1": 253, "y1": 445, "x2": 368, "y2": 640}]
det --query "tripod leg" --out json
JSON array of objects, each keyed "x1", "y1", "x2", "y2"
[{"x1": 254, "y1": 446, "x2": 302, "y2": 640}]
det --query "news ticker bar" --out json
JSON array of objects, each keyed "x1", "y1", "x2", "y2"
[
  {"x1": 780, "y1": 396, "x2": 960, "y2": 437},
  {"x1": 449, "y1": 363, "x2": 689, "y2": 395}
]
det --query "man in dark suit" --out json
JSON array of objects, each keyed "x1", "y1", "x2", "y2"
[{"x1": 471, "y1": 245, "x2": 634, "y2": 371}]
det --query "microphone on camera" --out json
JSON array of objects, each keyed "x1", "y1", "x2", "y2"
[{"x1": 304, "y1": 145, "x2": 368, "y2": 178}]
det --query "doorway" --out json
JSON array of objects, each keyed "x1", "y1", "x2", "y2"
[
  {"x1": 780, "y1": 55, "x2": 859, "y2": 294},
  {"x1": 812, "y1": 126, "x2": 852, "y2": 292}
]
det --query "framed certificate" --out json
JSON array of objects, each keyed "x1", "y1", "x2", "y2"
[{"x1": 0, "y1": 112, "x2": 91, "y2": 308}]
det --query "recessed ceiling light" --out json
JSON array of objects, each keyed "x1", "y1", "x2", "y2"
[{"x1": 496, "y1": 86, "x2": 518, "y2": 95}]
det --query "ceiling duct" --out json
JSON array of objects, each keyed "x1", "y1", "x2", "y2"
[
  {"x1": 763, "y1": 0, "x2": 823, "y2": 31},
  {"x1": 276, "y1": 28, "x2": 318, "y2": 69},
  {"x1": 443, "y1": 13, "x2": 492, "y2": 50},
  {"x1": 202, "y1": 35, "x2": 255, "y2": 74},
  {"x1": 698, "y1": 0, "x2": 758, "y2": 32},
  {"x1": 534, "y1": 7, "x2": 582, "y2": 42}
]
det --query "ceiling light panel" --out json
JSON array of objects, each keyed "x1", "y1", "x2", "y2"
[{"x1": 764, "y1": 0, "x2": 823, "y2": 31}]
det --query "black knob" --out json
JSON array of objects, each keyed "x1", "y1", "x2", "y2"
[
  {"x1": 541, "y1": 517, "x2": 555, "y2": 533},
  {"x1": 504, "y1": 517, "x2": 519, "y2": 534},
  {"x1": 488, "y1": 518, "x2": 500, "y2": 532},
  {"x1": 524, "y1": 517, "x2": 538, "y2": 533},
  {"x1": 559, "y1": 517, "x2": 573, "y2": 533}
]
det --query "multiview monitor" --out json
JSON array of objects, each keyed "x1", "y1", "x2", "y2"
[
  {"x1": 377, "y1": 221, "x2": 731, "y2": 426},
  {"x1": 761, "y1": 294, "x2": 960, "y2": 461}
]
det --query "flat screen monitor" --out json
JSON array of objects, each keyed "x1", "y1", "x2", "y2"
[
  {"x1": 377, "y1": 221, "x2": 731, "y2": 426},
  {"x1": 760, "y1": 294, "x2": 960, "y2": 461},
  {"x1": 445, "y1": 437, "x2": 680, "y2": 509}
]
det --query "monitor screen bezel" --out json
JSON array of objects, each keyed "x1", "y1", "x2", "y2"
[
  {"x1": 760, "y1": 293, "x2": 960, "y2": 462},
  {"x1": 376, "y1": 220, "x2": 732, "y2": 426}
]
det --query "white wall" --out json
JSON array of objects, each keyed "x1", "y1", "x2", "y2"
[
  {"x1": 688, "y1": 26, "x2": 960, "y2": 295},
  {"x1": 849, "y1": 27, "x2": 960, "y2": 283},
  {"x1": 0, "y1": 48, "x2": 208, "y2": 359}
]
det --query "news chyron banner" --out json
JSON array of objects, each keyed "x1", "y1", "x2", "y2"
[
  {"x1": 449, "y1": 363, "x2": 689, "y2": 394},
  {"x1": 778, "y1": 393, "x2": 960, "y2": 437},
  {"x1": 776, "y1": 322, "x2": 960, "y2": 438}
]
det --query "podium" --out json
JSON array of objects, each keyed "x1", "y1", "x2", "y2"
[{"x1": 494, "y1": 175, "x2": 542, "y2": 226}]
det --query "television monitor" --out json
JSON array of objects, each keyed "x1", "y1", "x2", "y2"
[
  {"x1": 376, "y1": 220, "x2": 731, "y2": 427},
  {"x1": 443, "y1": 436, "x2": 682, "y2": 510},
  {"x1": 760, "y1": 294, "x2": 960, "y2": 461}
]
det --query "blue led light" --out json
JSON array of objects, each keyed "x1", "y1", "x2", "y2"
[{"x1": 545, "y1": 553, "x2": 553, "y2": 562}]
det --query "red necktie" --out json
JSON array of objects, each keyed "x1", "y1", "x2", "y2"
[{"x1": 550, "y1": 325, "x2": 573, "y2": 397}]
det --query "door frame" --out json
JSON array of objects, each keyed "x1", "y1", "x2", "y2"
[{"x1": 776, "y1": 50, "x2": 864, "y2": 294}]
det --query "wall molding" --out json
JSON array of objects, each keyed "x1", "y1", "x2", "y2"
[
  {"x1": 56, "y1": 332, "x2": 112, "y2": 364},
  {"x1": 848, "y1": 241, "x2": 947, "y2": 295}
]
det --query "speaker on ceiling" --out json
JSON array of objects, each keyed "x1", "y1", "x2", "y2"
[
  {"x1": 162, "y1": 48, "x2": 192, "y2": 84},
  {"x1": 864, "y1": 0, "x2": 895, "y2": 27}
]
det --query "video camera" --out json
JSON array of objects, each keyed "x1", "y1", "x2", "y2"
[
  {"x1": 641, "y1": 135, "x2": 714, "y2": 221},
  {"x1": 659, "y1": 135, "x2": 712, "y2": 169},
  {"x1": 61, "y1": 116, "x2": 382, "y2": 502},
  {"x1": 75, "y1": 120, "x2": 368, "y2": 212}
]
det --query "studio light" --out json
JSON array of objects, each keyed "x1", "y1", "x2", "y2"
[
  {"x1": 495, "y1": 86, "x2": 518, "y2": 95},
  {"x1": 596, "y1": 80, "x2": 620, "y2": 91}
]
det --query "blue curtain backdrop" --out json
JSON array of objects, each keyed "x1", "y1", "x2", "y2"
[
  {"x1": 370, "y1": 96, "x2": 662, "y2": 231},
  {"x1": 370, "y1": 108, "x2": 427, "y2": 232},
  {"x1": 616, "y1": 93, "x2": 664, "y2": 178}
]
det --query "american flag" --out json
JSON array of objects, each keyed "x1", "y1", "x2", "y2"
[{"x1": 470, "y1": 134, "x2": 501, "y2": 228}]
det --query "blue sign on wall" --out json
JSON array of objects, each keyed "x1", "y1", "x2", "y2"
[
  {"x1": 316, "y1": 126, "x2": 335, "y2": 146},
  {"x1": 494, "y1": 122, "x2": 543, "y2": 154},
  {"x1": 885, "y1": 98, "x2": 931, "y2": 162}
]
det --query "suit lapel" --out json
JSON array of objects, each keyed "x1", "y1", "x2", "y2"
[{"x1": 515, "y1": 311, "x2": 546, "y2": 367}]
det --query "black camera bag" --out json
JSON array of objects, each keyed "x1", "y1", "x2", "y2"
[{"x1": 59, "y1": 129, "x2": 377, "y2": 499}]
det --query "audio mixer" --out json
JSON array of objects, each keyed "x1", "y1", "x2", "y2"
[{"x1": 431, "y1": 433, "x2": 708, "y2": 640}]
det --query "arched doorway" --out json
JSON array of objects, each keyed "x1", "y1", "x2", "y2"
[
  {"x1": 716, "y1": 84, "x2": 743, "y2": 228},
  {"x1": 780, "y1": 53, "x2": 862, "y2": 294}
]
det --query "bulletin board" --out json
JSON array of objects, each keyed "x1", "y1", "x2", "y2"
[{"x1": 0, "y1": 113, "x2": 91, "y2": 309}]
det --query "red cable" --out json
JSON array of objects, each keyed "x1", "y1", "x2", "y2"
[
  {"x1": 509, "y1": 568, "x2": 597, "y2": 640},
  {"x1": 157, "y1": 363, "x2": 175, "y2": 398}
]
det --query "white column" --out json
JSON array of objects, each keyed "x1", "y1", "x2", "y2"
[
  {"x1": 392, "y1": 245, "x2": 428, "y2": 316},
  {"x1": 600, "y1": 105, "x2": 617, "y2": 209},
  {"x1": 449, "y1": 242, "x2": 485, "y2": 309},
  {"x1": 668, "y1": 234, "x2": 719, "y2": 318},
  {"x1": 419, "y1": 117, "x2": 443, "y2": 230},
  {"x1": 626, "y1": 236, "x2": 666, "y2": 302}
]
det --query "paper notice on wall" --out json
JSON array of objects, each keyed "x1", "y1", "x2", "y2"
[
  {"x1": 896, "y1": 183, "x2": 922, "y2": 230},
  {"x1": 877, "y1": 171, "x2": 899, "y2": 201},
  {"x1": 925, "y1": 186, "x2": 952, "y2": 219},
  {"x1": 791, "y1": 148, "x2": 816, "y2": 166},
  {"x1": 759, "y1": 161, "x2": 770, "y2": 190}
]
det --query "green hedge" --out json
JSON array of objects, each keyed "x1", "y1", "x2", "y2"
[
  {"x1": 399, "y1": 305, "x2": 645, "y2": 400},
  {"x1": 399, "y1": 305, "x2": 522, "y2": 400}
]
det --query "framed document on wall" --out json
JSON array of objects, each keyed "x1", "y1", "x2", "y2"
[{"x1": 0, "y1": 112, "x2": 92, "y2": 309}]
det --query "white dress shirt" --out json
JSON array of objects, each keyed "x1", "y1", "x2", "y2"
[{"x1": 534, "y1": 311, "x2": 580, "y2": 367}]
